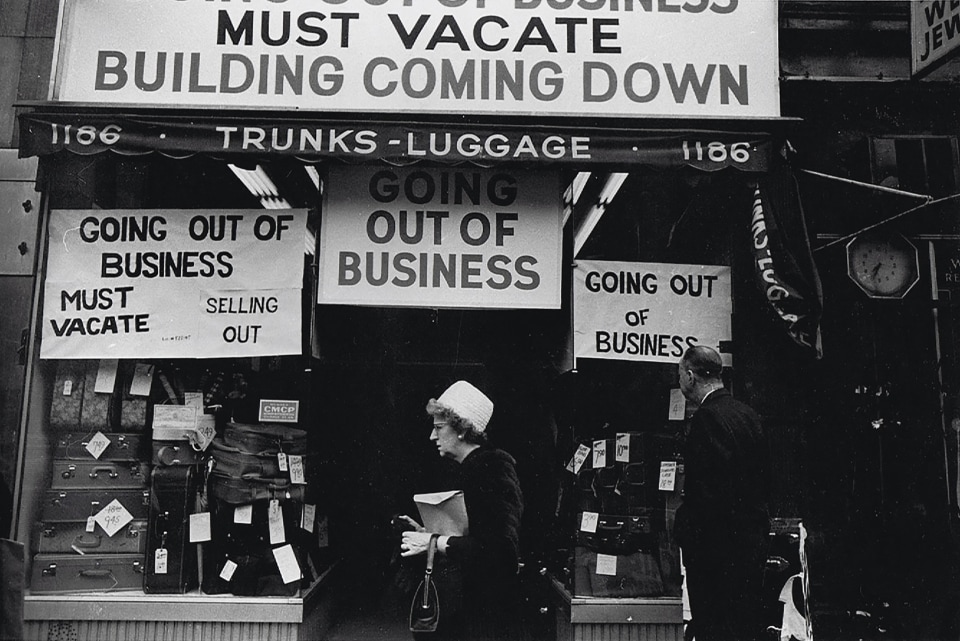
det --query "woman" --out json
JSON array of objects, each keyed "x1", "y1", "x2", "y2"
[{"x1": 398, "y1": 380, "x2": 524, "y2": 641}]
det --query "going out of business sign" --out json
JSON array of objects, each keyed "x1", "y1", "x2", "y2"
[
  {"x1": 573, "y1": 260, "x2": 732, "y2": 364},
  {"x1": 42, "y1": 209, "x2": 306, "y2": 359},
  {"x1": 318, "y1": 166, "x2": 562, "y2": 309},
  {"x1": 911, "y1": 0, "x2": 960, "y2": 77},
  {"x1": 51, "y1": 0, "x2": 780, "y2": 118}
]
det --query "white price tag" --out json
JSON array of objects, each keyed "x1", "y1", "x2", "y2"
[
  {"x1": 615, "y1": 433, "x2": 630, "y2": 463},
  {"x1": 658, "y1": 461, "x2": 678, "y2": 491},
  {"x1": 277, "y1": 452, "x2": 288, "y2": 472},
  {"x1": 567, "y1": 444, "x2": 591, "y2": 474},
  {"x1": 155, "y1": 548, "x2": 168, "y2": 575},
  {"x1": 94, "y1": 359, "x2": 119, "y2": 393},
  {"x1": 86, "y1": 516, "x2": 96, "y2": 533},
  {"x1": 184, "y1": 391, "x2": 204, "y2": 409},
  {"x1": 189, "y1": 512, "x2": 212, "y2": 543},
  {"x1": 301, "y1": 503, "x2": 316, "y2": 532},
  {"x1": 592, "y1": 440, "x2": 607, "y2": 469},
  {"x1": 268, "y1": 499, "x2": 285, "y2": 545},
  {"x1": 234, "y1": 504, "x2": 253, "y2": 524},
  {"x1": 273, "y1": 544, "x2": 302, "y2": 584},
  {"x1": 193, "y1": 415, "x2": 216, "y2": 451},
  {"x1": 63, "y1": 380, "x2": 73, "y2": 396},
  {"x1": 580, "y1": 511, "x2": 599, "y2": 534},
  {"x1": 288, "y1": 455, "x2": 305, "y2": 484},
  {"x1": 668, "y1": 388, "x2": 687, "y2": 421},
  {"x1": 94, "y1": 499, "x2": 133, "y2": 537},
  {"x1": 129, "y1": 363, "x2": 155, "y2": 396},
  {"x1": 595, "y1": 553, "x2": 618, "y2": 576},
  {"x1": 85, "y1": 432, "x2": 111, "y2": 460},
  {"x1": 220, "y1": 559, "x2": 238, "y2": 581}
]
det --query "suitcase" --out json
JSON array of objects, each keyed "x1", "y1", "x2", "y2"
[
  {"x1": 49, "y1": 360, "x2": 85, "y2": 431},
  {"x1": 79, "y1": 361, "x2": 119, "y2": 432},
  {"x1": 208, "y1": 438, "x2": 309, "y2": 479},
  {"x1": 50, "y1": 460, "x2": 151, "y2": 490},
  {"x1": 575, "y1": 511, "x2": 660, "y2": 555},
  {"x1": 30, "y1": 553, "x2": 145, "y2": 594},
  {"x1": 32, "y1": 519, "x2": 148, "y2": 555},
  {"x1": 207, "y1": 472, "x2": 308, "y2": 505},
  {"x1": 40, "y1": 488, "x2": 152, "y2": 522},
  {"x1": 152, "y1": 441, "x2": 205, "y2": 467},
  {"x1": 223, "y1": 422, "x2": 308, "y2": 455},
  {"x1": 573, "y1": 546, "x2": 665, "y2": 597},
  {"x1": 144, "y1": 465, "x2": 201, "y2": 593},
  {"x1": 118, "y1": 360, "x2": 151, "y2": 431},
  {"x1": 53, "y1": 432, "x2": 149, "y2": 462}
]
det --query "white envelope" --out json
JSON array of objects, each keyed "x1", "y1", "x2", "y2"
[{"x1": 414, "y1": 490, "x2": 469, "y2": 536}]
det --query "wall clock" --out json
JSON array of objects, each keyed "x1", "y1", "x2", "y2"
[{"x1": 846, "y1": 231, "x2": 920, "y2": 299}]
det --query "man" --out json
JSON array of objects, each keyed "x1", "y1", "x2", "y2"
[{"x1": 675, "y1": 345, "x2": 770, "y2": 641}]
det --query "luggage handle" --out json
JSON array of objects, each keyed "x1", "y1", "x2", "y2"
[
  {"x1": 88, "y1": 466, "x2": 119, "y2": 480},
  {"x1": 79, "y1": 569, "x2": 113, "y2": 578},
  {"x1": 73, "y1": 533, "x2": 102, "y2": 549}
]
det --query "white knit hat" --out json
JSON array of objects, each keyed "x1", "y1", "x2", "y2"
[{"x1": 435, "y1": 381, "x2": 494, "y2": 432}]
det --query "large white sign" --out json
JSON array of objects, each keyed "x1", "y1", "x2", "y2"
[
  {"x1": 573, "y1": 260, "x2": 731, "y2": 364},
  {"x1": 52, "y1": 0, "x2": 780, "y2": 118},
  {"x1": 911, "y1": 0, "x2": 960, "y2": 77},
  {"x1": 319, "y1": 167, "x2": 561, "y2": 309},
  {"x1": 42, "y1": 209, "x2": 306, "y2": 359}
]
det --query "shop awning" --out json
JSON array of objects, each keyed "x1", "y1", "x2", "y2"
[{"x1": 17, "y1": 108, "x2": 786, "y2": 172}]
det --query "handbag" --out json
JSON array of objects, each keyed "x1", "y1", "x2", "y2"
[{"x1": 409, "y1": 534, "x2": 440, "y2": 634}]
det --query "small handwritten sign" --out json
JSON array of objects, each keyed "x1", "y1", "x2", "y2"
[
  {"x1": 85, "y1": 432, "x2": 111, "y2": 459},
  {"x1": 94, "y1": 499, "x2": 133, "y2": 537}
]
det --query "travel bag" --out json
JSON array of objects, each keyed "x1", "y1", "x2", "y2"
[
  {"x1": 31, "y1": 519, "x2": 148, "y2": 555},
  {"x1": 30, "y1": 553, "x2": 145, "y2": 594},
  {"x1": 117, "y1": 360, "x2": 151, "y2": 431},
  {"x1": 208, "y1": 438, "x2": 310, "y2": 479},
  {"x1": 144, "y1": 465, "x2": 201, "y2": 593},
  {"x1": 53, "y1": 432, "x2": 149, "y2": 462},
  {"x1": 49, "y1": 460, "x2": 151, "y2": 490},
  {"x1": 40, "y1": 488, "x2": 152, "y2": 522},
  {"x1": 207, "y1": 472, "x2": 308, "y2": 505},
  {"x1": 222, "y1": 422, "x2": 308, "y2": 455}
]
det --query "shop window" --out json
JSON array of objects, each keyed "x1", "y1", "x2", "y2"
[{"x1": 869, "y1": 136, "x2": 960, "y2": 198}]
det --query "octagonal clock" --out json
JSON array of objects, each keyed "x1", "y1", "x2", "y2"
[{"x1": 846, "y1": 231, "x2": 920, "y2": 299}]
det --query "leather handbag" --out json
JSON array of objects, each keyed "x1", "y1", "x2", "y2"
[{"x1": 409, "y1": 534, "x2": 440, "y2": 634}]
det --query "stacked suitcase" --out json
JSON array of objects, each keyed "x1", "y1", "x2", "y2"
[
  {"x1": 200, "y1": 421, "x2": 320, "y2": 596},
  {"x1": 31, "y1": 360, "x2": 152, "y2": 593},
  {"x1": 568, "y1": 431, "x2": 683, "y2": 598}
]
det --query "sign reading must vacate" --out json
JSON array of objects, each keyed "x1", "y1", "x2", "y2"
[
  {"x1": 318, "y1": 166, "x2": 562, "y2": 309},
  {"x1": 41, "y1": 209, "x2": 306, "y2": 359},
  {"x1": 573, "y1": 260, "x2": 731, "y2": 365}
]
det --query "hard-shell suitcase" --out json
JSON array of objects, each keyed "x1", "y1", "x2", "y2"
[
  {"x1": 207, "y1": 472, "x2": 307, "y2": 505},
  {"x1": 53, "y1": 432, "x2": 148, "y2": 462},
  {"x1": 50, "y1": 460, "x2": 151, "y2": 490},
  {"x1": 40, "y1": 488, "x2": 152, "y2": 522},
  {"x1": 30, "y1": 553, "x2": 145, "y2": 594},
  {"x1": 79, "y1": 361, "x2": 119, "y2": 432},
  {"x1": 50, "y1": 360, "x2": 85, "y2": 431},
  {"x1": 144, "y1": 465, "x2": 200, "y2": 593},
  {"x1": 32, "y1": 519, "x2": 148, "y2": 555},
  {"x1": 223, "y1": 422, "x2": 308, "y2": 455}
]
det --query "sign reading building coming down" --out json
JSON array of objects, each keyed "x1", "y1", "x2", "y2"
[{"x1": 51, "y1": 0, "x2": 780, "y2": 119}]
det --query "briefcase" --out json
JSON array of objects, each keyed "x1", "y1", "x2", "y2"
[
  {"x1": 53, "y1": 432, "x2": 148, "y2": 462},
  {"x1": 144, "y1": 465, "x2": 201, "y2": 593},
  {"x1": 49, "y1": 360, "x2": 85, "y2": 431},
  {"x1": 32, "y1": 519, "x2": 148, "y2": 555},
  {"x1": 50, "y1": 460, "x2": 151, "y2": 490},
  {"x1": 30, "y1": 553, "x2": 145, "y2": 594},
  {"x1": 40, "y1": 488, "x2": 152, "y2": 522}
]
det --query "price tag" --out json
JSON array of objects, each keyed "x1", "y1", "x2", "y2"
[
  {"x1": 580, "y1": 511, "x2": 599, "y2": 534},
  {"x1": 566, "y1": 443, "x2": 591, "y2": 474},
  {"x1": 317, "y1": 515, "x2": 330, "y2": 548},
  {"x1": 86, "y1": 516, "x2": 96, "y2": 533},
  {"x1": 220, "y1": 559, "x2": 238, "y2": 581},
  {"x1": 234, "y1": 504, "x2": 253, "y2": 524},
  {"x1": 129, "y1": 363, "x2": 155, "y2": 397},
  {"x1": 595, "y1": 553, "x2": 618, "y2": 576},
  {"x1": 288, "y1": 455, "x2": 305, "y2": 484},
  {"x1": 184, "y1": 391, "x2": 204, "y2": 409},
  {"x1": 658, "y1": 461, "x2": 678, "y2": 491},
  {"x1": 592, "y1": 440, "x2": 607, "y2": 469},
  {"x1": 668, "y1": 388, "x2": 687, "y2": 421},
  {"x1": 94, "y1": 499, "x2": 133, "y2": 537},
  {"x1": 615, "y1": 433, "x2": 630, "y2": 463},
  {"x1": 268, "y1": 499, "x2": 285, "y2": 545},
  {"x1": 155, "y1": 548, "x2": 168, "y2": 575},
  {"x1": 273, "y1": 544, "x2": 302, "y2": 584},
  {"x1": 189, "y1": 512, "x2": 212, "y2": 543},
  {"x1": 301, "y1": 503, "x2": 316, "y2": 532},
  {"x1": 63, "y1": 379, "x2": 73, "y2": 396},
  {"x1": 277, "y1": 452, "x2": 288, "y2": 473},
  {"x1": 94, "y1": 359, "x2": 119, "y2": 393},
  {"x1": 193, "y1": 415, "x2": 216, "y2": 451},
  {"x1": 85, "y1": 432, "x2": 111, "y2": 460}
]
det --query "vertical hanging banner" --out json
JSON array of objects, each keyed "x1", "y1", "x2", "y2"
[
  {"x1": 319, "y1": 166, "x2": 562, "y2": 309},
  {"x1": 42, "y1": 209, "x2": 307, "y2": 359},
  {"x1": 573, "y1": 260, "x2": 731, "y2": 364}
]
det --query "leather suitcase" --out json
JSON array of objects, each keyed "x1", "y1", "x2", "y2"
[
  {"x1": 207, "y1": 472, "x2": 308, "y2": 505},
  {"x1": 53, "y1": 432, "x2": 148, "y2": 462},
  {"x1": 223, "y1": 422, "x2": 308, "y2": 455},
  {"x1": 79, "y1": 361, "x2": 119, "y2": 432},
  {"x1": 32, "y1": 519, "x2": 148, "y2": 555},
  {"x1": 30, "y1": 553, "x2": 145, "y2": 594},
  {"x1": 50, "y1": 460, "x2": 151, "y2": 490},
  {"x1": 49, "y1": 360, "x2": 85, "y2": 431},
  {"x1": 40, "y1": 488, "x2": 152, "y2": 522},
  {"x1": 209, "y1": 438, "x2": 309, "y2": 479},
  {"x1": 152, "y1": 441, "x2": 205, "y2": 466},
  {"x1": 144, "y1": 465, "x2": 200, "y2": 593}
]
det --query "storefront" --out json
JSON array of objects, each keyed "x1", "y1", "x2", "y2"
[{"x1": 10, "y1": 2, "x2": 820, "y2": 640}]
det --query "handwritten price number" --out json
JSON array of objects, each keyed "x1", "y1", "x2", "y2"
[
  {"x1": 682, "y1": 141, "x2": 751, "y2": 164},
  {"x1": 51, "y1": 123, "x2": 122, "y2": 146}
]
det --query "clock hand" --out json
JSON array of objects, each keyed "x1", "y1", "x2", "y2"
[{"x1": 871, "y1": 262, "x2": 882, "y2": 278}]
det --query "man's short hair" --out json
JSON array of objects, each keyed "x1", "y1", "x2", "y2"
[{"x1": 681, "y1": 345, "x2": 723, "y2": 380}]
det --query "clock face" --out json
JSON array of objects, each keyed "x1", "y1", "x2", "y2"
[{"x1": 847, "y1": 233, "x2": 919, "y2": 298}]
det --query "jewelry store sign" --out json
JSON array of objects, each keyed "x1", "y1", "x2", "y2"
[
  {"x1": 42, "y1": 209, "x2": 306, "y2": 359},
  {"x1": 574, "y1": 260, "x2": 732, "y2": 364},
  {"x1": 319, "y1": 166, "x2": 562, "y2": 309},
  {"x1": 51, "y1": 0, "x2": 780, "y2": 118}
]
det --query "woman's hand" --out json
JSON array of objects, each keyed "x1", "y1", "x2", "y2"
[
  {"x1": 397, "y1": 515, "x2": 426, "y2": 533},
  {"x1": 400, "y1": 531, "x2": 434, "y2": 557}
]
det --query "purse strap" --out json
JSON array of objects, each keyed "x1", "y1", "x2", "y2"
[{"x1": 421, "y1": 533, "x2": 440, "y2": 608}]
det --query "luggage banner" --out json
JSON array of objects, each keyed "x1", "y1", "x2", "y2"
[
  {"x1": 41, "y1": 209, "x2": 306, "y2": 359},
  {"x1": 573, "y1": 260, "x2": 731, "y2": 364},
  {"x1": 319, "y1": 166, "x2": 562, "y2": 309}
]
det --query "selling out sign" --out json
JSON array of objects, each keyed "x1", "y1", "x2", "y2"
[{"x1": 51, "y1": 0, "x2": 780, "y2": 118}]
